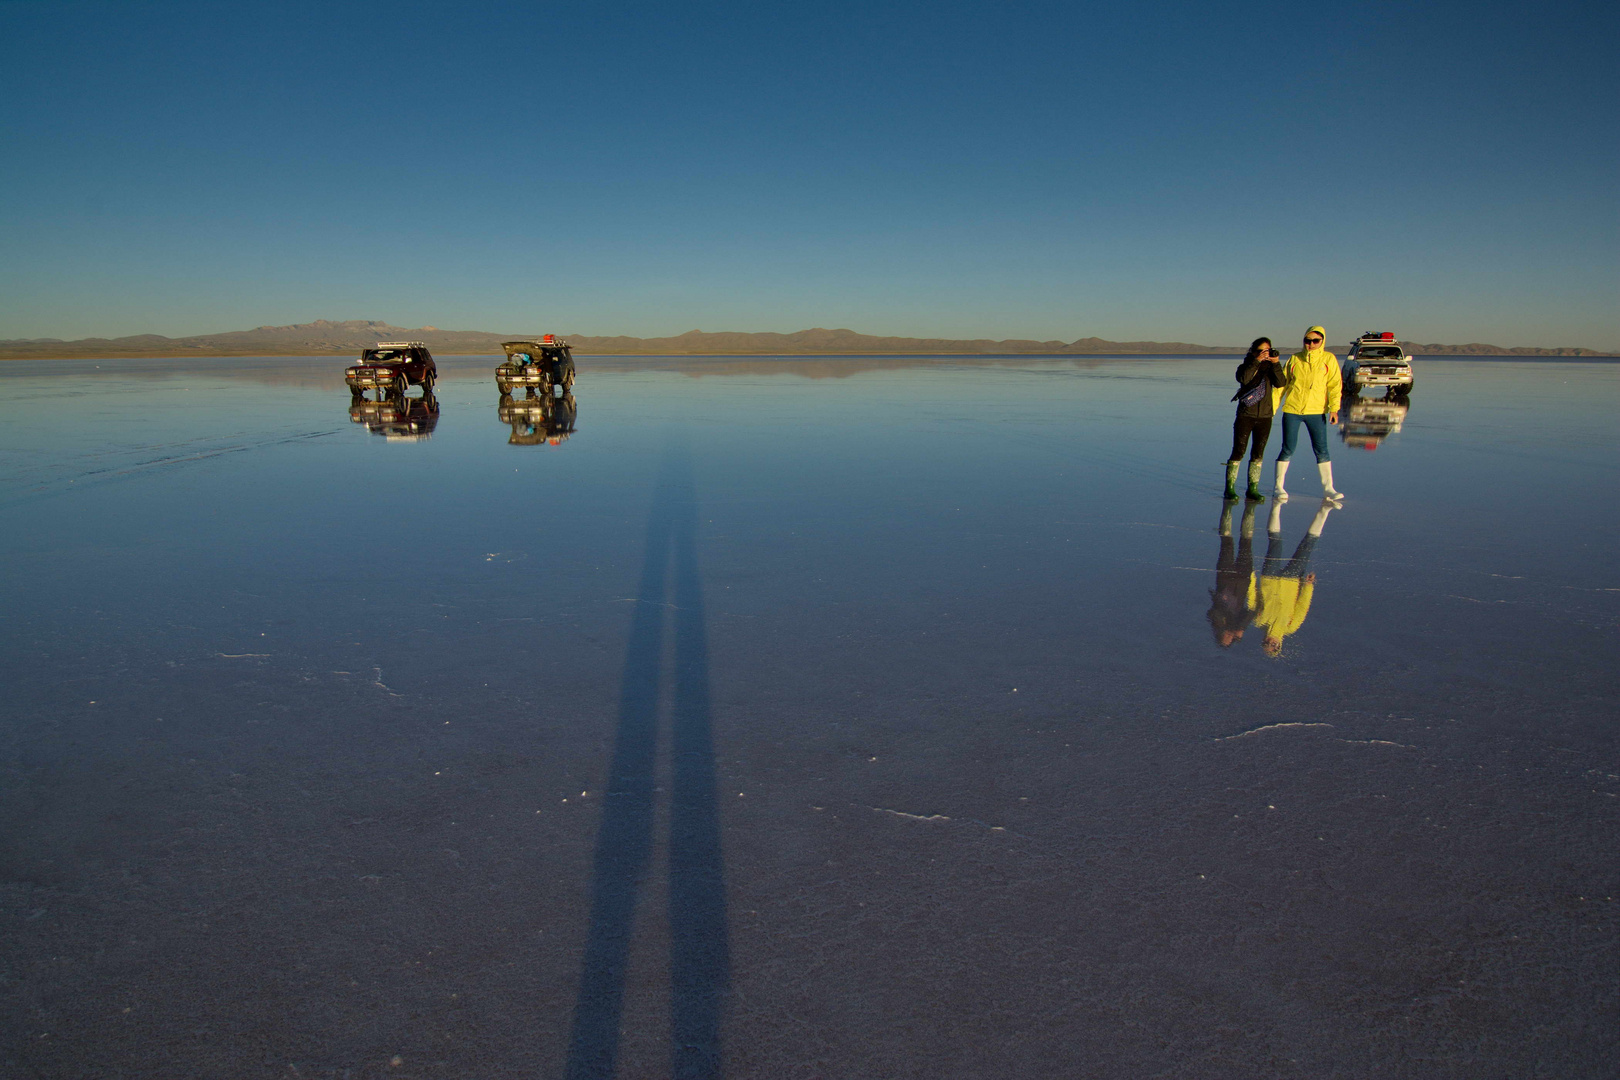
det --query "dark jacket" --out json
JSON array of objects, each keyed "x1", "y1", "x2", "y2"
[
  {"x1": 1234, "y1": 357, "x2": 1286, "y2": 419},
  {"x1": 1207, "y1": 533, "x2": 1257, "y2": 640}
]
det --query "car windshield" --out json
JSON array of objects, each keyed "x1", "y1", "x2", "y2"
[
  {"x1": 507, "y1": 349, "x2": 565, "y2": 364},
  {"x1": 1358, "y1": 346, "x2": 1403, "y2": 358},
  {"x1": 364, "y1": 350, "x2": 410, "y2": 364}
]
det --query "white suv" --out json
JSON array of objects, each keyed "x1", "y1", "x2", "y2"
[{"x1": 1344, "y1": 332, "x2": 1414, "y2": 396}]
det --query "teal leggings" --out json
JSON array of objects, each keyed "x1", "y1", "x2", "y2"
[{"x1": 1277, "y1": 413, "x2": 1330, "y2": 463}]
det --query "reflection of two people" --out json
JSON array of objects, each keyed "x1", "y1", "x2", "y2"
[
  {"x1": 1207, "y1": 497, "x2": 1338, "y2": 656},
  {"x1": 498, "y1": 391, "x2": 577, "y2": 446}
]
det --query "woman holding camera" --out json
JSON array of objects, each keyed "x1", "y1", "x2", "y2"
[{"x1": 1225, "y1": 337, "x2": 1286, "y2": 500}]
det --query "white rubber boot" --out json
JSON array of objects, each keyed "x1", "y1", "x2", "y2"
[
  {"x1": 1273, "y1": 459, "x2": 1290, "y2": 502},
  {"x1": 1318, "y1": 461, "x2": 1343, "y2": 501},
  {"x1": 1308, "y1": 497, "x2": 1337, "y2": 537}
]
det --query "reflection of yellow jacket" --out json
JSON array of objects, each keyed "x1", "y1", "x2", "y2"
[
  {"x1": 1281, "y1": 350, "x2": 1342, "y2": 415},
  {"x1": 1250, "y1": 575, "x2": 1314, "y2": 639}
]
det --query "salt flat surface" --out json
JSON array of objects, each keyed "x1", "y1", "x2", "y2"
[{"x1": 1, "y1": 354, "x2": 1616, "y2": 1078}]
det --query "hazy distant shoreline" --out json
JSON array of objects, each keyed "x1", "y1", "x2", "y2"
[{"x1": 1, "y1": 319, "x2": 1612, "y2": 360}]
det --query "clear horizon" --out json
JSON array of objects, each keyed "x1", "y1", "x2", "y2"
[
  {"x1": 2, "y1": 0, "x2": 1615, "y2": 350},
  {"x1": 5, "y1": 316, "x2": 1617, "y2": 352}
]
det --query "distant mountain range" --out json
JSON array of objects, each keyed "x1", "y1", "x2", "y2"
[{"x1": 0, "y1": 319, "x2": 1612, "y2": 359}]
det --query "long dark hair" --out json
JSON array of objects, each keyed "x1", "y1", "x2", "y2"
[{"x1": 1244, "y1": 337, "x2": 1274, "y2": 364}]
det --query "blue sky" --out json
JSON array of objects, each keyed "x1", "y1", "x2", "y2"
[{"x1": 2, "y1": 0, "x2": 1615, "y2": 347}]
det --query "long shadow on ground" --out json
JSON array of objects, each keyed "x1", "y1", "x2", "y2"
[{"x1": 566, "y1": 448, "x2": 729, "y2": 1080}]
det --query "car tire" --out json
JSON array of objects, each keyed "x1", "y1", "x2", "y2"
[
  {"x1": 422, "y1": 371, "x2": 436, "y2": 393},
  {"x1": 496, "y1": 379, "x2": 510, "y2": 395}
]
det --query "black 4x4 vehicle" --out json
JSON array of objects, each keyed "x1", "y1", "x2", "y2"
[
  {"x1": 346, "y1": 341, "x2": 438, "y2": 399},
  {"x1": 497, "y1": 337, "x2": 575, "y2": 397}
]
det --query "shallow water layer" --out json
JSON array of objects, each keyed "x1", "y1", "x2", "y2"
[{"x1": 1, "y1": 354, "x2": 1616, "y2": 1078}]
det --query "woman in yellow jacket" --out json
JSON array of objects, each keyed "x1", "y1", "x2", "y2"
[{"x1": 1273, "y1": 325, "x2": 1344, "y2": 501}]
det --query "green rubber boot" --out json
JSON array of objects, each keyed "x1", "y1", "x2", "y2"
[
  {"x1": 1223, "y1": 460, "x2": 1240, "y2": 500},
  {"x1": 1245, "y1": 459, "x2": 1265, "y2": 502}
]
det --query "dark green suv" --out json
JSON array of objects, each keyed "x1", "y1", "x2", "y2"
[{"x1": 496, "y1": 336, "x2": 576, "y2": 397}]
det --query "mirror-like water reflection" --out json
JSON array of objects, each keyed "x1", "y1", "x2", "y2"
[
  {"x1": 499, "y1": 392, "x2": 578, "y2": 447},
  {"x1": 350, "y1": 393, "x2": 441, "y2": 441},
  {"x1": 0, "y1": 354, "x2": 1615, "y2": 1078},
  {"x1": 1340, "y1": 392, "x2": 1410, "y2": 451}
]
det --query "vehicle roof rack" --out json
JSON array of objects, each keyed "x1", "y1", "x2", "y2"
[
  {"x1": 376, "y1": 341, "x2": 427, "y2": 348},
  {"x1": 502, "y1": 336, "x2": 569, "y2": 347}
]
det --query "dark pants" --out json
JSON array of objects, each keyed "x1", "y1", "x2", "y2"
[
  {"x1": 1210, "y1": 531, "x2": 1256, "y2": 630},
  {"x1": 1277, "y1": 412, "x2": 1331, "y2": 463},
  {"x1": 1229, "y1": 413, "x2": 1273, "y2": 462}
]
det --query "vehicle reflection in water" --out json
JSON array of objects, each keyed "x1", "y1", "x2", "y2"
[
  {"x1": 349, "y1": 392, "x2": 439, "y2": 442},
  {"x1": 1209, "y1": 498, "x2": 1338, "y2": 656},
  {"x1": 498, "y1": 391, "x2": 577, "y2": 447},
  {"x1": 1340, "y1": 393, "x2": 1410, "y2": 451}
]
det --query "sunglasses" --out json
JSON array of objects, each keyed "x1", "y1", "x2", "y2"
[{"x1": 1304, "y1": 337, "x2": 1323, "y2": 344}]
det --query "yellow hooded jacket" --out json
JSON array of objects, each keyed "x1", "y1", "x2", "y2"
[
  {"x1": 1249, "y1": 573, "x2": 1314, "y2": 641},
  {"x1": 1281, "y1": 347, "x2": 1342, "y2": 416}
]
